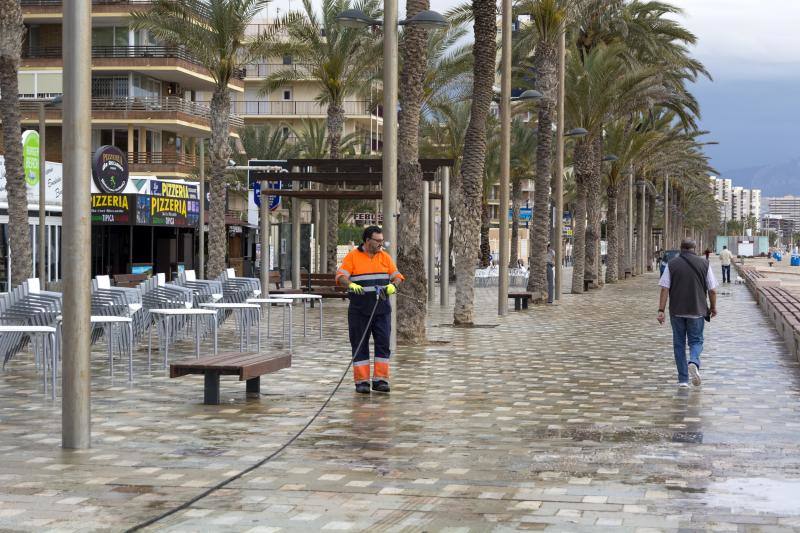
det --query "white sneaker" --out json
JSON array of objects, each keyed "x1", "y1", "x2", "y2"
[
  {"x1": 689, "y1": 364, "x2": 701, "y2": 386},
  {"x1": 678, "y1": 382, "x2": 690, "y2": 388}
]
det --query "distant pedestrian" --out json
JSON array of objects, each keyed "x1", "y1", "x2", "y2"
[
  {"x1": 719, "y1": 245, "x2": 733, "y2": 283},
  {"x1": 704, "y1": 248, "x2": 711, "y2": 260},
  {"x1": 657, "y1": 238, "x2": 718, "y2": 387},
  {"x1": 546, "y1": 242, "x2": 555, "y2": 304}
]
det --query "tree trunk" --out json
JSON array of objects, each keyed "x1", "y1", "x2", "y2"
[
  {"x1": 206, "y1": 88, "x2": 232, "y2": 279},
  {"x1": 452, "y1": 0, "x2": 496, "y2": 325},
  {"x1": 0, "y1": 3, "x2": 30, "y2": 287},
  {"x1": 605, "y1": 183, "x2": 618, "y2": 283},
  {"x1": 647, "y1": 191, "x2": 655, "y2": 270},
  {"x1": 617, "y1": 174, "x2": 628, "y2": 279},
  {"x1": 325, "y1": 104, "x2": 344, "y2": 272},
  {"x1": 583, "y1": 137, "x2": 601, "y2": 288},
  {"x1": 480, "y1": 200, "x2": 491, "y2": 267},
  {"x1": 396, "y1": 0, "x2": 429, "y2": 344},
  {"x1": 570, "y1": 138, "x2": 592, "y2": 293},
  {"x1": 526, "y1": 40, "x2": 557, "y2": 303},
  {"x1": 509, "y1": 178, "x2": 522, "y2": 267}
]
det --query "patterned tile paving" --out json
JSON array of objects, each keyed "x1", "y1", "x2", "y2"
[{"x1": 0, "y1": 267, "x2": 799, "y2": 532}]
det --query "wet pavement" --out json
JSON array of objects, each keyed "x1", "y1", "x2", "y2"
[{"x1": 1, "y1": 269, "x2": 800, "y2": 532}]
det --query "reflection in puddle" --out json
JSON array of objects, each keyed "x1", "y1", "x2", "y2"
[{"x1": 705, "y1": 478, "x2": 800, "y2": 515}]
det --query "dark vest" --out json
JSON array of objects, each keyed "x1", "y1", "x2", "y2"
[{"x1": 667, "y1": 252, "x2": 709, "y2": 317}]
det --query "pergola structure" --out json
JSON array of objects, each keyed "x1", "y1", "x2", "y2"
[{"x1": 247, "y1": 158, "x2": 454, "y2": 304}]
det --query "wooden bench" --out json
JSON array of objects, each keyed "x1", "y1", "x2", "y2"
[
  {"x1": 113, "y1": 273, "x2": 149, "y2": 288},
  {"x1": 508, "y1": 292, "x2": 532, "y2": 310},
  {"x1": 268, "y1": 271, "x2": 283, "y2": 290},
  {"x1": 170, "y1": 351, "x2": 291, "y2": 404}
]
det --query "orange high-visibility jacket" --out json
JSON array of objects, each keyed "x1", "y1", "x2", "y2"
[{"x1": 336, "y1": 246, "x2": 405, "y2": 314}]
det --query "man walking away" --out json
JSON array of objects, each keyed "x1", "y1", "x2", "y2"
[
  {"x1": 719, "y1": 245, "x2": 733, "y2": 283},
  {"x1": 657, "y1": 238, "x2": 718, "y2": 387},
  {"x1": 546, "y1": 243, "x2": 555, "y2": 304}
]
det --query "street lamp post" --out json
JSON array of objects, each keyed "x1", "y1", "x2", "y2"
[{"x1": 554, "y1": 28, "x2": 566, "y2": 301}]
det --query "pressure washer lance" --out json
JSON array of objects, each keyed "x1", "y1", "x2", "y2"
[{"x1": 125, "y1": 285, "x2": 390, "y2": 532}]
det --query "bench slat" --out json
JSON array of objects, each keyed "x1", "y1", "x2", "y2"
[{"x1": 170, "y1": 352, "x2": 291, "y2": 380}]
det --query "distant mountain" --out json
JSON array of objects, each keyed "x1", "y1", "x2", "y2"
[{"x1": 723, "y1": 157, "x2": 800, "y2": 197}]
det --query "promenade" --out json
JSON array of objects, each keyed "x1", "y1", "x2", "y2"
[{"x1": 1, "y1": 269, "x2": 799, "y2": 531}]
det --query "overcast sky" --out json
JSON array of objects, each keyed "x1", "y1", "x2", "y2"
[{"x1": 261, "y1": 0, "x2": 800, "y2": 173}]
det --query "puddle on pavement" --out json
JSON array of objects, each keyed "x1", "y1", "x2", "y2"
[{"x1": 704, "y1": 478, "x2": 800, "y2": 515}]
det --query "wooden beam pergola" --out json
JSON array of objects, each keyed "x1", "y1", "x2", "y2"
[
  {"x1": 248, "y1": 158, "x2": 454, "y2": 184},
  {"x1": 261, "y1": 189, "x2": 443, "y2": 200}
]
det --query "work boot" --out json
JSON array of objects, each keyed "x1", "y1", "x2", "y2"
[
  {"x1": 372, "y1": 380, "x2": 390, "y2": 393},
  {"x1": 355, "y1": 382, "x2": 371, "y2": 394}
]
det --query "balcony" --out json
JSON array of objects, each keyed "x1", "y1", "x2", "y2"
[
  {"x1": 244, "y1": 63, "x2": 314, "y2": 79},
  {"x1": 128, "y1": 152, "x2": 198, "y2": 175},
  {"x1": 225, "y1": 100, "x2": 374, "y2": 117},
  {"x1": 17, "y1": 96, "x2": 243, "y2": 130},
  {"x1": 21, "y1": 0, "x2": 212, "y2": 19},
  {"x1": 21, "y1": 46, "x2": 245, "y2": 90}
]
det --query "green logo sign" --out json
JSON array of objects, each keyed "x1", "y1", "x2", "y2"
[{"x1": 21, "y1": 130, "x2": 40, "y2": 187}]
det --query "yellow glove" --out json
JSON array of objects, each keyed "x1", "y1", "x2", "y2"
[
  {"x1": 348, "y1": 282, "x2": 364, "y2": 294},
  {"x1": 385, "y1": 283, "x2": 397, "y2": 296}
]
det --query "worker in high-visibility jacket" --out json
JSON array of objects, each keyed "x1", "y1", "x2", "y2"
[{"x1": 336, "y1": 226, "x2": 404, "y2": 394}]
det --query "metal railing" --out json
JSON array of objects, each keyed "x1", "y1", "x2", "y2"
[
  {"x1": 21, "y1": 0, "x2": 212, "y2": 16},
  {"x1": 128, "y1": 152, "x2": 198, "y2": 168},
  {"x1": 21, "y1": 46, "x2": 245, "y2": 80},
  {"x1": 244, "y1": 63, "x2": 314, "y2": 79},
  {"x1": 221, "y1": 100, "x2": 373, "y2": 116}
]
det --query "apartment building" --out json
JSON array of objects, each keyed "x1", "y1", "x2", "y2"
[
  {"x1": 9, "y1": 0, "x2": 250, "y2": 283},
  {"x1": 709, "y1": 176, "x2": 760, "y2": 227},
  {"x1": 709, "y1": 175, "x2": 732, "y2": 221},
  {"x1": 766, "y1": 196, "x2": 800, "y2": 227},
  {"x1": 230, "y1": 21, "x2": 383, "y2": 154}
]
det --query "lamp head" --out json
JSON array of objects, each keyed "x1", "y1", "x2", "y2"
[
  {"x1": 516, "y1": 89, "x2": 543, "y2": 101},
  {"x1": 401, "y1": 10, "x2": 448, "y2": 29},
  {"x1": 565, "y1": 127, "x2": 589, "y2": 138},
  {"x1": 602, "y1": 154, "x2": 619, "y2": 162},
  {"x1": 335, "y1": 9, "x2": 378, "y2": 27}
]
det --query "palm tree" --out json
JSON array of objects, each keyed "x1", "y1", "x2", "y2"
[
  {"x1": 515, "y1": 0, "x2": 566, "y2": 303},
  {"x1": 509, "y1": 119, "x2": 536, "y2": 267},
  {"x1": 0, "y1": 0, "x2": 31, "y2": 286},
  {"x1": 420, "y1": 25, "x2": 472, "y2": 114},
  {"x1": 291, "y1": 119, "x2": 359, "y2": 158},
  {"x1": 237, "y1": 124, "x2": 299, "y2": 162},
  {"x1": 132, "y1": 0, "x2": 272, "y2": 279},
  {"x1": 263, "y1": 0, "x2": 381, "y2": 272},
  {"x1": 447, "y1": 0, "x2": 496, "y2": 325}
]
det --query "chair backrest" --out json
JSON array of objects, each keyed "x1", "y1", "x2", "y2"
[
  {"x1": 27, "y1": 278, "x2": 40, "y2": 294},
  {"x1": 156, "y1": 273, "x2": 166, "y2": 286},
  {"x1": 226, "y1": 268, "x2": 236, "y2": 278},
  {"x1": 185, "y1": 270, "x2": 197, "y2": 282},
  {"x1": 96, "y1": 275, "x2": 111, "y2": 290}
]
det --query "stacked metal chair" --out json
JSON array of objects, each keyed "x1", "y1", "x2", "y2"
[
  {"x1": 0, "y1": 279, "x2": 62, "y2": 368},
  {"x1": 218, "y1": 268, "x2": 261, "y2": 303},
  {"x1": 140, "y1": 273, "x2": 209, "y2": 356},
  {"x1": 174, "y1": 270, "x2": 224, "y2": 306}
]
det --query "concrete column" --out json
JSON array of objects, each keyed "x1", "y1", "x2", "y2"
[
  {"x1": 313, "y1": 198, "x2": 320, "y2": 273},
  {"x1": 498, "y1": 0, "x2": 512, "y2": 315},
  {"x1": 319, "y1": 201, "x2": 328, "y2": 274},
  {"x1": 138, "y1": 127, "x2": 146, "y2": 153},
  {"x1": 198, "y1": 141, "x2": 205, "y2": 278},
  {"x1": 428, "y1": 189, "x2": 436, "y2": 303},
  {"x1": 62, "y1": 0, "x2": 92, "y2": 449},
  {"x1": 554, "y1": 28, "x2": 566, "y2": 299},
  {"x1": 422, "y1": 180, "x2": 429, "y2": 288},
  {"x1": 38, "y1": 104, "x2": 46, "y2": 284},
  {"x1": 440, "y1": 167, "x2": 450, "y2": 307},
  {"x1": 291, "y1": 177, "x2": 301, "y2": 289},
  {"x1": 641, "y1": 182, "x2": 647, "y2": 274},
  {"x1": 127, "y1": 124, "x2": 134, "y2": 159},
  {"x1": 259, "y1": 179, "x2": 270, "y2": 295}
]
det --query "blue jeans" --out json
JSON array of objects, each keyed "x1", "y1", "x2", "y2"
[
  {"x1": 670, "y1": 316, "x2": 704, "y2": 383},
  {"x1": 721, "y1": 265, "x2": 731, "y2": 283}
]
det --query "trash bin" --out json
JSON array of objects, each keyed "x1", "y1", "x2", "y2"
[
  {"x1": 774, "y1": 252, "x2": 783, "y2": 262},
  {"x1": 791, "y1": 255, "x2": 800, "y2": 267}
]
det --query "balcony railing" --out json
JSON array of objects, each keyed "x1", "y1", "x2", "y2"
[
  {"x1": 244, "y1": 63, "x2": 314, "y2": 79},
  {"x1": 222, "y1": 100, "x2": 373, "y2": 116},
  {"x1": 128, "y1": 152, "x2": 197, "y2": 170},
  {"x1": 17, "y1": 96, "x2": 244, "y2": 128},
  {"x1": 22, "y1": 46, "x2": 246, "y2": 80},
  {"x1": 21, "y1": 0, "x2": 213, "y2": 17}
]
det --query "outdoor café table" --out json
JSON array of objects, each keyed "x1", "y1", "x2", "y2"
[
  {"x1": 260, "y1": 294, "x2": 323, "y2": 339},
  {"x1": 0, "y1": 325, "x2": 57, "y2": 399},
  {"x1": 199, "y1": 303, "x2": 261, "y2": 353},
  {"x1": 91, "y1": 315, "x2": 134, "y2": 381},
  {"x1": 246, "y1": 298, "x2": 293, "y2": 350},
  {"x1": 148, "y1": 308, "x2": 218, "y2": 371}
]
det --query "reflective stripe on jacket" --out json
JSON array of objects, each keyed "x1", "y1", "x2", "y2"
[{"x1": 336, "y1": 246, "x2": 405, "y2": 314}]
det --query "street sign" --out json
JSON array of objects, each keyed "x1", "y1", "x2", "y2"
[
  {"x1": 250, "y1": 159, "x2": 286, "y2": 211},
  {"x1": 508, "y1": 207, "x2": 532, "y2": 221}
]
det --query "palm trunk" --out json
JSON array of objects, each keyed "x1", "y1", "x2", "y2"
[
  {"x1": 396, "y1": 0, "x2": 429, "y2": 344},
  {"x1": 325, "y1": 104, "x2": 344, "y2": 272},
  {"x1": 509, "y1": 178, "x2": 522, "y2": 267},
  {"x1": 480, "y1": 200, "x2": 491, "y2": 267},
  {"x1": 526, "y1": 40, "x2": 557, "y2": 303},
  {"x1": 0, "y1": 4, "x2": 30, "y2": 287},
  {"x1": 452, "y1": 0, "x2": 496, "y2": 325},
  {"x1": 583, "y1": 137, "x2": 601, "y2": 288},
  {"x1": 605, "y1": 183, "x2": 618, "y2": 283},
  {"x1": 617, "y1": 174, "x2": 628, "y2": 279},
  {"x1": 570, "y1": 138, "x2": 592, "y2": 293},
  {"x1": 635, "y1": 186, "x2": 643, "y2": 275},
  {"x1": 206, "y1": 88, "x2": 232, "y2": 278},
  {"x1": 647, "y1": 191, "x2": 655, "y2": 270}
]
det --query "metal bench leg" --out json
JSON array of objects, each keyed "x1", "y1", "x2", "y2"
[
  {"x1": 523, "y1": 298, "x2": 529, "y2": 310},
  {"x1": 514, "y1": 298, "x2": 521, "y2": 311},
  {"x1": 246, "y1": 376, "x2": 260, "y2": 398},
  {"x1": 204, "y1": 371, "x2": 220, "y2": 405}
]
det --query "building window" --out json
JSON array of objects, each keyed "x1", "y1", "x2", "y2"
[
  {"x1": 282, "y1": 55, "x2": 293, "y2": 65},
  {"x1": 282, "y1": 89, "x2": 292, "y2": 101}
]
